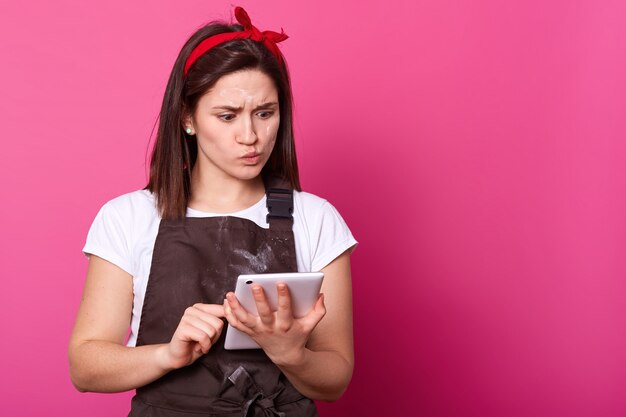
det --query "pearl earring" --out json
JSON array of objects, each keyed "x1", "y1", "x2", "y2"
[{"x1": 185, "y1": 127, "x2": 193, "y2": 135}]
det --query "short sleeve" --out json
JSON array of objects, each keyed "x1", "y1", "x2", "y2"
[
  {"x1": 82, "y1": 201, "x2": 133, "y2": 276},
  {"x1": 310, "y1": 201, "x2": 358, "y2": 272}
]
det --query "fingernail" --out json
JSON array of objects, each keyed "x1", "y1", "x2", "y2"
[{"x1": 278, "y1": 283, "x2": 286, "y2": 291}]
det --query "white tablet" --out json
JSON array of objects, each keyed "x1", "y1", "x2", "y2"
[{"x1": 224, "y1": 272, "x2": 324, "y2": 350}]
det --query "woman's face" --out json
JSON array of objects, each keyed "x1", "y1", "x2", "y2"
[{"x1": 186, "y1": 69, "x2": 280, "y2": 182}]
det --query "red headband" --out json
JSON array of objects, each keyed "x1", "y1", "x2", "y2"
[{"x1": 183, "y1": 6, "x2": 288, "y2": 76}]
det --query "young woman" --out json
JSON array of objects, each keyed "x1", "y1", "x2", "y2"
[{"x1": 68, "y1": 7, "x2": 357, "y2": 416}]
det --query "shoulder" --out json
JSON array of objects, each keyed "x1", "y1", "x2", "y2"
[
  {"x1": 98, "y1": 189, "x2": 160, "y2": 238},
  {"x1": 293, "y1": 190, "x2": 330, "y2": 215},
  {"x1": 101, "y1": 189, "x2": 157, "y2": 216},
  {"x1": 292, "y1": 190, "x2": 357, "y2": 271},
  {"x1": 84, "y1": 190, "x2": 160, "y2": 276},
  {"x1": 93, "y1": 189, "x2": 159, "y2": 229},
  {"x1": 87, "y1": 189, "x2": 160, "y2": 249},
  {"x1": 293, "y1": 190, "x2": 350, "y2": 227},
  {"x1": 293, "y1": 190, "x2": 340, "y2": 229}
]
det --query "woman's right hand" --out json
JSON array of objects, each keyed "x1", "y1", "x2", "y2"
[
  {"x1": 163, "y1": 303, "x2": 226, "y2": 370},
  {"x1": 71, "y1": 257, "x2": 229, "y2": 392}
]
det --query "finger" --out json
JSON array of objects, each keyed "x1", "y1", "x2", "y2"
[
  {"x1": 300, "y1": 293, "x2": 327, "y2": 331},
  {"x1": 226, "y1": 292, "x2": 257, "y2": 328},
  {"x1": 180, "y1": 306, "x2": 225, "y2": 350},
  {"x1": 181, "y1": 311, "x2": 223, "y2": 349},
  {"x1": 223, "y1": 298, "x2": 254, "y2": 336},
  {"x1": 176, "y1": 321, "x2": 213, "y2": 353},
  {"x1": 251, "y1": 285, "x2": 274, "y2": 326},
  {"x1": 188, "y1": 305, "x2": 226, "y2": 330},
  {"x1": 192, "y1": 303, "x2": 226, "y2": 318},
  {"x1": 184, "y1": 315, "x2": 221, "y2": 347},
  {"x1": 313, "y1": 293, "x2": 327, "y2": 319},
  {"x1": 276, "y1": 283, "x2": 294, "y2": 326}
]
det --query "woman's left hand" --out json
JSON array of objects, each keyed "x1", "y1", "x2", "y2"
[{"x1": 223, "y1": 283, "x2": 326, "y2": 366}]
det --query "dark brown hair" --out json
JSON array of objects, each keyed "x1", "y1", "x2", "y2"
[{"x1": 146, "y1": 20, "x2": 301, "y2": 220}]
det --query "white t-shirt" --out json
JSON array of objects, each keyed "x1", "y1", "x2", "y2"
[{"x1": 83, "y1": 189, "x2": 357, "y2": 347}]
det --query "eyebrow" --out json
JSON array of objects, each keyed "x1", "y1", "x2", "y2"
[{"x1": 211, "y1": 102, "x2": 278, "y2": 111}]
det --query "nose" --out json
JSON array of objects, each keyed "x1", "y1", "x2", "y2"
[{"x1": 236, "y1": 115, "x2": 258, "y2": 145}]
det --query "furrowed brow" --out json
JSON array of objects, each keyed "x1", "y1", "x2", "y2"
[
  {"x1": 212, "y1": 105, "x2": 241, "y2": 111},
  {"x1": 211, "y1": 102, "x2": 278, "y2": 112},
  {"x1": 254, "y1": 102, "x2": 278, "y2": 110}
]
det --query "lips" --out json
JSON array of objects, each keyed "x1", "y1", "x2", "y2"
[{"x1": 241, "y1": 151, "x2": 261, "y2": 164}]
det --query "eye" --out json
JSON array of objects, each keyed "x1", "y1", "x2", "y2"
[
  {"x1": 218, "y1": 114, "x2": 235, "y2": 122},
  {"x1": 256, "y1": 111, "x2": 274, "y2": 119}
]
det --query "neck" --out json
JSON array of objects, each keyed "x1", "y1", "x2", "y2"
[{"x1": 189, "y1": 165, "x2": 265, "y2": 213}]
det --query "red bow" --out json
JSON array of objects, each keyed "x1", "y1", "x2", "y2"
[{"x1": 184, "y1": 6, "x2": 288, "y2": 76}]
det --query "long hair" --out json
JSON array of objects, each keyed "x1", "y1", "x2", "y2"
[{"x1": 146, "y1": 20, "x2": 300, "y2": 220}]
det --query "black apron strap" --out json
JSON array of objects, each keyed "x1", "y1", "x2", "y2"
[{"x1": 264, "y1": 177, "x2": 294, "y2": 232}]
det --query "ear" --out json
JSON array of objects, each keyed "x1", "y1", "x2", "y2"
[{"x1": 182, "y1": 111, "x2": 195, "y2": 135}]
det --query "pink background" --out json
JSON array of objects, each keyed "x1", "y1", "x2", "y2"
[{"x1": 1, "y1": 0, "x2": 625, "y2": 415}]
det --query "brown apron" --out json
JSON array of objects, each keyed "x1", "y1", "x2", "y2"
[{"x1": 128, "y1": 178, "x2": 318, "y2": 417}]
